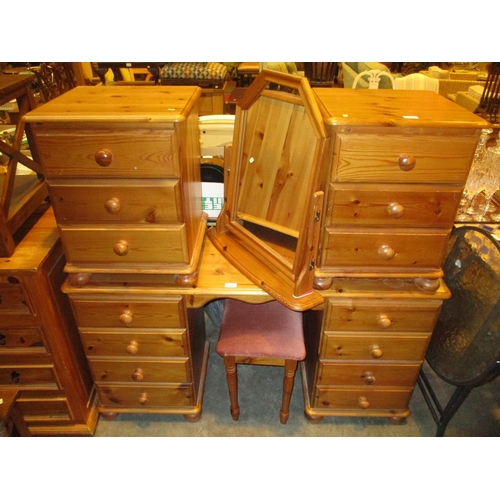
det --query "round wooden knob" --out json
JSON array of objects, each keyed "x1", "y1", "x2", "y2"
[
  {"x1": 358, "y1": 396, "x2": 370, "y2": 409},
  {"x1": 119, "y1": 309, "x2": 133, "y2": 325},
  {"x1": 377, "y1": 313, "x2": 392, "y2": 329},
  {"x1": 363, "y1": 372, "x2": 376, "y2": 385},
  {"x1": 387, "y1": 202, "x2": 405, "y2": 218},
  {"x1": 126, "y1": 340, "x2": 139, "y2": 355},
  {"x1": 370, "y1": 345, "x2": 384, "y2": 359},
  {"x1": 113, "y1": 240, "x2": 128, "y2": 256},
  {"x1": 105, "y1": 198, "x2": 121, "y2": 214},
  {"x1": 67, "y1": 272, "x2": 92, "y2": 287},
  {"x1": 378, "y1": 244, "x2": 396, "y2": 260},
  {"x1": 95, "y1": 149, "x2": 113, "y2": 167},
  {"x1": 398, "y1": 154, "x2": 416, "y2": 171},
  {"x1": 132, "y1": 368, "x2": 144, "y2": 381},
  {"x1": 414, "y1": 277, "x2": 441, "y2": 292},
  {"x1": 138, "y1": 392, "x2": 149, "y2": 405}
]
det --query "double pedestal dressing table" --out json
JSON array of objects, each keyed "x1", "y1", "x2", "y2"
[{"x1": 15, "y1": 75, "x2": 487, "y2": 431}]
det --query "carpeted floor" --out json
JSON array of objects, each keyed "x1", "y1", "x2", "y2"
[{"x1": 93, "y1": 310, "x2": 500, "y2": 438}]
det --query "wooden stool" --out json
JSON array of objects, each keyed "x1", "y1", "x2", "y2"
[
  {"x1": 216, "y1": 299, "x2": 306, "y2": 424},
  {"x1": 0, "y1": 389, "x2": 31, "y2": 437},
  {"x1": 237, "y1": 62, "x2": 259, "y2": 86}
]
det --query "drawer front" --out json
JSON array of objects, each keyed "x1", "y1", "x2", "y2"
[
  {"x1": 321, "y1": 227, "x2": 450, "y2": 271},
  {"x1": 90, "y1": 358, "x2": 191, "y2": 384},
  {"x1": 324, "y1": 298, "x2": 442, "y2": 332},
  {"x1": 321, "y1": 333, "x2": 430, "y2": 361},
  {"x1": 70, "y1": 296, "x2": 185, "y2": 329},
  {"x1": 0, "y1": 284, "x2": 32, "y2": 314},
  {"x1": 17, "y1": 390, "x2": 71, "y2": 419},
  {"x1": 333, "y1": 133, "x2": 475, "y2": 183},
  {"x1": 318, "y1": 361, "x2": 421, "y2": 387},
  {"x1": 97, "y1": 383, "x2": 195, "y2": 408},
  {"x1": 59, "y1": 225, "x2": 189, "y2": 265},
  {"x1": 49, "y1": 180, "x2": 182, "y2": 224},
  {"x1": 315, "y1": 387, "x2": 412, "y2": 411},
  {"x1": 0, "y1": 363, "x2": 58, "y2": 387},
  {"x1": 0, "y1": 315, "x2": 37, "y2": 329},
  {"x1": 33, "y1": 127, "x2": 180, "y2": 179},
  {"x1": 81, "y1": 329, "x2": 188, "y2": 357},
  {"x1": 0, "y1": 328, "x2": 46, "y2": 351},
  {"x1": 327, "y1": 183, "x2": 461, "y2": 228}
]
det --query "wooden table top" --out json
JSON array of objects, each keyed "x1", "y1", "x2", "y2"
[
  {"x1": 0, "y1": 205, "x2": 59, "y2": 274},
  {"x1": 314, "y1": 88, "x2": 490, "y2": 129},
  {"x1": 24, "y1": 85, "x2": 202, "y2": 123},
  {"x1": 0, "y1": 74, "x2": 34, "y2": 105}
]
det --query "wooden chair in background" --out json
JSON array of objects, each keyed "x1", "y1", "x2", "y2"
[
  {"x1": 32, "y1": 63, "x2": 76, "y2": 102},
  {"x1": 0, "y1": 74, "x2": 47, "y2": 257},
  {"x1": 119, "y1": 67, "x2": 154, "y2": 83},
  {"x1": 477, "y1": 62, "x2": 500, "y2": 124},
  {"x1": 303, "y1": 62, "x2": 338, "y2": 87}
]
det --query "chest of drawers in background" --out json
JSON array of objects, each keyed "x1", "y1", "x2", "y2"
[
  {"x1": 25, "y1": 86, "x2": 209, "y2": 421},
  {"x1": 0, "y1": 207, "x2": 97, "y2": 435},
  {"x1": 301, "y1": 89, "x2": 489, "y2": 423},
  {"x1": 25, "y1": 85, "x2": 206, "y2": 286}
]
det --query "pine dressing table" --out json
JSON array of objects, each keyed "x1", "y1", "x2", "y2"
[{"x1": 24, "y1": 81, "x2": 488, "y2": 425}]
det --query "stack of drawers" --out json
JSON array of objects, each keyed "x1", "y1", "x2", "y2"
[
  {"x1": 63, "y1": 278, "x2": 208, "y2": 420},
  {"x1": 26, "y1": 86, "x2": 207, "y2": 283},
  {"x1": 301, "y1": 89, "x2": 490, "y2": 423},
  {"x1": 0, "y1": 208, "x2": 97, "y2": 435},
  {"x1": 314, "y1": 89, "x2": 486, "y2": 287},
  {"x1": 25, "y1": 86, "x2": 209, "y2": 421},
  {"x1": 302, "y1": 278, "x2": 448, "y2": 422}
]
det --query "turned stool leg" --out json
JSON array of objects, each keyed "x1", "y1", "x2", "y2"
[
  {"x1": 280, "y1": 359, "x2": 298, "y2": 424},
  {"x1": 223, "y1": 356, "x2": 240, "y2": 421}
]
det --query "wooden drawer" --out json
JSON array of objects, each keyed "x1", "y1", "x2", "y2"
[
  {"x1": 320, "y1": 332, "x2": 430, "y2": 361},
  {"x1": 324, "y1": 297, "x2": 442, "y2": 332},
  {"x1": 321, "y1": 226, "x2": 450, "y2": 271},
  {"x1": 0, "y1": 328, "x2": 46, "y2": 352},
  {"x1": 97, "y1": 383, "x2": 194, "y2": 408},
  {"x1": 0, "y1": 315, "x2": 38, "y2": 329},
  {"x1": 327, "y1": 183, "x2": 461, "y2": 228},
  {"x1": 0, "y1": 283, "x2": 32, "y2": 315},
  {"x1": 49, "y1": 180, "x2": 183, "y2": 224},
  {"x1": 17, "y1": 393, "x2": 71, "y2": 419},
  {"x1": 81, "y1": 329, "x2": 188, "y2": 358},
  {"x1": 0, "y1": 360, "x2": 58, "y2": 387},
  {"x1": 31, "y1": 126, "x2": 180, "y2": 179},
  {"x1": 317, "y1": 361, "x2": 421, "y2": 387},
  {"x1": 59, "y1": 225, "x2": 189, "y2": 265},
  {"x1": 315, "y1": 387, "x2": 413, "y2": 411},
  {"x1": 90, "y1": 358, "x2": 191, "y2": 384},
  {"x1": 70, "y1": 296, "x2": 185, "y2": 329},
  {"x1": 333, "y1": 132, "x2": 475, "y2": 183}
]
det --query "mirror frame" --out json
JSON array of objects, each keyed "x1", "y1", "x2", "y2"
[{"x1": 208, "y1": 69, "x2": 329, "y2": 311}]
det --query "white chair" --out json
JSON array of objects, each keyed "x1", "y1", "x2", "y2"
[
  {"x1": 352, "y1": 69, "x2": 395, "y2": 89},
  {"x1": 394, "y1": 73, "x2": 439, "y2": 93}
]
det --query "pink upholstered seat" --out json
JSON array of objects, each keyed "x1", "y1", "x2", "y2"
[
  {"x1": 216, "y1": 299, "x2": 306, "y2": 360},
  {"x1": 216, "y1": 299, "x2": 306, "y2": 424}
]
